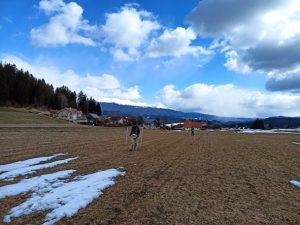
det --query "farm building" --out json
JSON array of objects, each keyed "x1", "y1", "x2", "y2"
[
  {"x1": 108, "y1": 116, "x2": 133, "y2": 126},
  {"x1": 58, "y1": 108, "x2": 82, "y2": 122},
  {"x1": 86, "y1": 113, "x2": 100, "y2": 125},
  {"x1": 143, "y1": 118, "x2": 156, "y2": 129},
  {"x1": 184, "y1": 120, "x2": 204, "y2": 129},
  {"x1": 165, "y1": 122, "x2": 184, "y2": 130},
  {"x1": 76, "y1": 115, "x2": 88, "y2": 124}
]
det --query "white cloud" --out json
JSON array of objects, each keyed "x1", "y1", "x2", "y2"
[
  {"x1": 266, "y1": 70, "x2": 300, "y2": 92},
  {"x1": 159, "y1": 83, "x2": 300, "y2": 117},
  {"x1": 147, "y1": 27, "x2": 212, "y2": 58},
  {"x1": 38, "y1": 0, "x2": 65, "y2": 14},
  {"x1": 188, "y1": 0, "x2": 300, "y2": 91},
  {"x1": 1, "y1": 54, "x2": 142, "y2": 103},
  {"x1": 101, "y1": 5, "x2": 160, "y2": 61},
  {"x1": 32, "y1": 2, "x2": 214, "y2": 62},
  {"x1": 111, "y1": 48, "x2": 140, "y2": 62},
  {"x1": 224, "y1": 50, "x2": 251, "y2": 74},
  {"x1": 31, "y1": 0, "x2": 96, "y2": 47}
]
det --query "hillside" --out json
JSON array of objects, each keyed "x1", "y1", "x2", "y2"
[
  {"x1": 0, "y1": 107, "x2": 69, "y2": 126},
  {"x1": 100, "y1": 102, "x2": 253, "y2": 123},
  {"x1": 263, "y1": 116, "x2": 300, "y2": 129}
]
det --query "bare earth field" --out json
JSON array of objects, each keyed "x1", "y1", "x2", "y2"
[{"x1": 0, "y1": 110, "x2": 299, "y2": 225}]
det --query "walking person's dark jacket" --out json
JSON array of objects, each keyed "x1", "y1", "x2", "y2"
[{"x1": 130, "y1": 125, "x2": 140, "y2": 137}]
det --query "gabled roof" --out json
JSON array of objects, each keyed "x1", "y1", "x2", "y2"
[
  {"x1": 86, "y1": 113, "x2": 100, "y2": 119},
  {"x1": 110, "y1": 116, "x2": 123, "y2": 121},
  {"x1": 143, "y1": 118, "x2": 155, "y2": 123},
  {"x1": 59, "y1": 108, "x2": 82, "y2": 114},
  {"x1": 77, "y1": 115, "x2": 87, "y2": 120}
]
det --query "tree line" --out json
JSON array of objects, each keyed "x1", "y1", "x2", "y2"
[{"x1": 0, "y1": 63, "x2": 101, "y2": 115}]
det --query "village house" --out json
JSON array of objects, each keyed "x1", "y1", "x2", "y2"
[
  {"x1": 86, "y1": 113, "x2": 100, "y2": 125},
  {"x1": 165, "y1": 122, "x2": 184, "y2": 130},
  {"x1": 109, "y1": 116, "x2": 131, "y2": 126},
  {"x1": 76, "y1": 115, "x2": 88, "y2": 125},
  {"x1": 58, "y1": 108, "x2": 82, "y2": 122},
  {"x1": 143, "y1": 118, "x2": 156, "y2": 129},
  {"x1": 184, "y1": 120, "x2": 206, "y2": 130}
]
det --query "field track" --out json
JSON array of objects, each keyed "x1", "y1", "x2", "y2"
[{"x1": 0, "y1": 123, "x2": 300, "y2": 225}]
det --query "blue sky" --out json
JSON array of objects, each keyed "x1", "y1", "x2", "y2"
[{"x1": 1, "y1": 0, "x2": 300, "y2": 117}]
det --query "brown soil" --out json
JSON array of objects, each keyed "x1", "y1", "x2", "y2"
[{"x1": 0, "y1": 126, "x2": 299, "y2": 225}]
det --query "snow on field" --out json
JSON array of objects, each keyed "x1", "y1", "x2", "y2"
[
  {"x1": 292, "y1": 142, "x2": 300, "y2": 145},
  {"x1": 0, "y1": 170, "x2": 75, "y2": 199},
  {"x1": 3, "y1": 168, "x2": 125, "y2": 225},
  {"x1": 289, "y1": 180, "x2": 300, "y2": 187},
  {"x1": 238, "y1": 129, "x2": 300, "y2": 134},
  {"x1": 0, "y1": 153, "x2": 65, "y2": 172},
  {"x1": 0, "y1": 157, "x2": 78, "y2": 180}
]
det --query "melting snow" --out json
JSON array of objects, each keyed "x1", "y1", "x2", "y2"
[
  {"x1": 292, "y1": 142, "x2": 300, "y2": 145},
  {"x1": 290, "y1": 180, "x2": 300, "y2": 187},
  {"x1": 0, "y1": 153, "x2": 65, "y2": 172},
  {"x1": 238, "y1": 129, "x2": 274, "y2": 134},
  {"x1": 3, "y1": 168, "x2": 125, "y2": 225},
  {"x1": 0, "y1": 157, "x2": 78, "y2": 180},
  {"x1": 237, "y1": 129, "x2": 300, "y2": 134},
  {"x1": 0, "y1": 170, "x2": 75, "y2": 199}
]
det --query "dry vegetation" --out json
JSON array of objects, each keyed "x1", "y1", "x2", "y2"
[
  {"x1": 0, "y1": 108, "x2": 299, "y2": 225},
  {"x1": 0, "y1": 107, "x2": 69, "y2": 126}
]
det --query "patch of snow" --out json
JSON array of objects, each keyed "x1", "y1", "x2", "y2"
[
  {"x1": 237, "y1": 129, "x2": 300, "y2": 134},
  {"x1": 3, "y1": 168, "x2": 125, "y2": 225},
  {"x1": 0, "y1": 157, "x2": 78, "y2": 180},
  {"x1": 0, "y1": 153, "x2": 66, "y2": 172},
  {"x1": 289, "y1": 180, "x2": 300, "y2": 187},
  {"x1": 238, "y1": 129, "x2": 273, "y2": 134},
  {"x1": 0, "y1": 170, "x2": 75, "y2": 199},
  {"x1": 292, "y1": 142, "x2": 300, "y2": 145}
]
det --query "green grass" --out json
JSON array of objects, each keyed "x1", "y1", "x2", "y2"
[{"x1": 0, "y1": 107, "x2": 66, "y2": 124}]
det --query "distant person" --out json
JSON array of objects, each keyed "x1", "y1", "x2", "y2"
[
  {"x1": 191, "y1": 126, "x2": 195, "y2": 136},
  {"x1": 130, "y1": 122, "x2": 140, "y2": 151}
]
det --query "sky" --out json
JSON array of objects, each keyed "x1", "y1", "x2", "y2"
[{"x1": 1, "y1": 0, "x2": 300, "y2": 118}]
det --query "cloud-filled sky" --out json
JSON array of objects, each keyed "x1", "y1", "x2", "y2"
[{"x1": 1, "y1": 0, "x2": 300, "y2": 117}]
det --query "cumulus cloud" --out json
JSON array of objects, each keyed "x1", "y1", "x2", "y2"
[
  {"x1": 147, "y1": 27, "x2": 212, "y2": 58},
  {"x1": 30, "y1": 0, "x2": 96, "y2": 46},
  {"x1": 266, "y1": 71, "x2": 300, "y2": 92},
  {"x1": 159, "y1": 83, "x2": 300, "y2": 117},
  {"x1": 187, "y1": 0, "x2": 284, "y2": 37},
  {"x1": 1, "y1": 54, "x2": 142, "y2": 104},
  {"x1": 38, "y1": 0, "x2": 65, "y2": 14},
  {"x1": 31, "y1": 2, "x2": 212, "y2": 62},
  {"x1": 188, "y1": 0, "x2": 300, "y2": 91},
  {"x1": 101, "y1": 5, "x2": 160, "y2": 61}
]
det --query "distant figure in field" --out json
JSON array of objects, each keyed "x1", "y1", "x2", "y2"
[
  {"x1": 191, "y1": 126, "x2": 195, "y2": 136},
  {"x1": 130, "y1": 122, "x2": 140, "y2": 151}
]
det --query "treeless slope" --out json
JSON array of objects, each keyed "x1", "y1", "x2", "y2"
[
  {"x1": 0, "y1": 127, "x2": 299, "y2": 225},
  {"x1": 0, "y1": 107, "x2": 73, "y2": 126}
]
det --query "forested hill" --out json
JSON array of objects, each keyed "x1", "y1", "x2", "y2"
[
  {"x1": 263, "y1": 116, "x2": 300, "y2": 129},
  {"x1": 0, "y1": 63, "x2": 101, "y2": 114}
]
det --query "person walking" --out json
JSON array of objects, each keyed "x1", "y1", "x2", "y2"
[
  {"x1": 129, "y1": 122, "x2": 140, "y2": 151},
  {"x1": 191, "y1": 126, "x2": 195, "y2": 136}
]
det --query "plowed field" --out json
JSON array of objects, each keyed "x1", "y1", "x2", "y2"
[{"x1": 0, "y1": 124, "x2": 300, "y2": 225}]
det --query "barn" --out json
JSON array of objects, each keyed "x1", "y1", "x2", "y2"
[{"x1": 184, "y1": 120, "x2": 203, "y2": 129}]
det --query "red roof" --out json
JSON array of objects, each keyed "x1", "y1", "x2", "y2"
[
  {"x1": 184, "y1": 120, "x2": 203, "y2": 129},
  {"x1": 62, "y1": 108, "x2": 81, "y2": 113}
]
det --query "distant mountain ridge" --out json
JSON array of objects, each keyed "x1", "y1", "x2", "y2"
[
  {"x1": 100, "y1": 102, "x2": 253, "y2": 123},
  {"x1": 263, "y1": 116, "x2": 300, "y2": 129}
]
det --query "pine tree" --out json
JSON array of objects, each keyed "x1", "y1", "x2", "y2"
[
  {"x1": 77, "y1": 91, "x2": 88, "y2": 114},
  {"x1": 96, "y1": 102, "x2": 102, "y2": 116}
]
